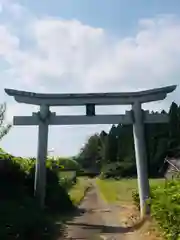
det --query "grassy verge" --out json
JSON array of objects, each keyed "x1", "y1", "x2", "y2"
[
  {"x1": 59, "y1": 170, "x2": 76, "y2": 179},
  {"x1": 68, "y1": 177, "x2": 91, "y2": 206},
  {"x1": 96, "y1": 178, "x2": 165, "y2": 240},
  {"x1": 55, "y1": 176, "x2": 91, "y2": 233},
  {"x1": 96, "y1": 178, "x2": 165, "y2": 204},
  {"x1": 133, "y1": 179, "x2": 180, "y2": 240}
]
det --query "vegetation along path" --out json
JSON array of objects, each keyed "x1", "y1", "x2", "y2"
[{"x1": 61, "y1": 180, "x2": 144, "y2": 240}]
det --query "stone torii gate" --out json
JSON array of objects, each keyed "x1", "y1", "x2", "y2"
[{"x1": 5, "y1": 85, "x2": 176, "y2": 217}]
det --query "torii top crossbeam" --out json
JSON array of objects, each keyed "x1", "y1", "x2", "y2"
[{"x1": 5, "y1": 85, "x2": 176, "y2": 106}]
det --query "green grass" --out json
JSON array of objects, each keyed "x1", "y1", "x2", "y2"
[
  {"x1": 68, "y1": 177, "x2": 91, "y2": 206},
  {"x1": 96, "y1": 178, "x2": 165, "y2": 204},
  {"x1": 59, "y1": 170, "x2": 76, "y2": 179},
  {"x1": 54, "y1": 177, "x2": 91, "y2": 227},
  {"x1": 58, "y1": 172, "x2": 91, "y2": 206}
]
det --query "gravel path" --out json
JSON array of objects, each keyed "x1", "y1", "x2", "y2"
[{"x1": 61, "y1": 183, "x2": 143, "y2": 240}]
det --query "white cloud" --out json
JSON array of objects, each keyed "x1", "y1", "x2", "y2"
[
  {"x1": 0, "y1": 3, "x2": 180, "y2": 156},
  {"x1": 0, "y1": 0, "x2": 27, "y2": 18},
  {"x1": 0, "y1": 25, "x2": 19, "y2": 56},
  {"x1": 4, "y1": 14, "x2": 180, "y2": 94},
  {"x1": 6, "y1": 2, "x2": 25, "y2": 19}
]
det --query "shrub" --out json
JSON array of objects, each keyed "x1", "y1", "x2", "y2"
[
  {"x1": 45, "y1": 168, "x2": 75, "y2": 212},
  {"x1": 77, "y1": 169, "x2": 98, "y2": 178},
  {"x1": 100, "y1": 161, "x2": 137, "y2": 179},
  {"x1": 132, "y1": 190, "x2": 140, "y2": 209},
  {"x1": 0, "y1": 153, "x2": 34, "y2": 199},
  {"x1": 132, "y1": 180, "x2": 180, "y2": 240},
  {"x1": 0, "y1": 151, "x2": 75, "y2": 239},
  {"x1": 0, "y1": 198, "x2": 53, "y2": 240},
  {"x1": 56, "y1": 157, "x2": 80, "y2": 171}
]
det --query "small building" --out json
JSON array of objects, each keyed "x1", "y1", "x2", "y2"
[{"x1": 164, "y1": 157, "x2": 180, "y2": 179}]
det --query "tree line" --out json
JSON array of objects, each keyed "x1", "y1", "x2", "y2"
[{"x1": 76, "y1": 102, "x2": 180, "y2": 178}]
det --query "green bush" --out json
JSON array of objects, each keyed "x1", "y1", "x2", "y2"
[
  {"x1": 132, "y1": 180, "x2": 180, "y2": 240},
  {"x1": 100, "y1": 161, "x2": 136, "y2": 179},
  {"x1": 0, "y1": 198, "x2": 53, "y2": 240},
  {"x1": 132, "y1": 190, "x2": 140, "y2": 209},
  {"x1": 0, "y1": 152, "x2": 75, "y2": 239},
  {"x1": 77, "y1": 169, "x2": 98, "y2": 178},
  {"x1": 56, "y1": 157, "x2": 80, "y2": 170},
  {"x1": 60, "y1": 174, "x2": 77, "y2": 189},
  {"x1": 45, "y1": 167, "x2": 75, "y2": 212},
  {"x1": 0, "y1": 153, "x2": 34, "y2": 199}
]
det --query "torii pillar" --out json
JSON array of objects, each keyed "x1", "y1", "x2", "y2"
[
  {"x1": 132, "y1": 101, "x2": 150, "y2": 215},
  {"x1": 34, "y1": 105, "x2": 49, "y2": 207}
]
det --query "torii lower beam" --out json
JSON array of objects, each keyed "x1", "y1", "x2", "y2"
[{"x1": 13, "y1": 112, "x2": 169, "y2": 126}]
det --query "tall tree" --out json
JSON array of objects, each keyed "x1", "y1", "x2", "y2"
[
  {"x1": 76, "y1": 101, "x2": 180, "y2": 178},
  {"x1": 116, "y1": 124, "x2": 134, "y2": 162},
  {"x1": 78, "y1": 134, "x2": 102, "y2": 170},
  {"x1": 105, "y1": 125, "x2": 118, "y2": 162},
  {"x1": 167, "y1": 102, "x2": 180, "y2": 154},
  {"x1": 99, "y1": 130, "x2": 108, "y2": 165},
  {"x1": 169, "y1": 102, "x2": 179, "y2": 140},
  {"x1": 0, "y1": 103, "x2": 11, "y2": 140}
]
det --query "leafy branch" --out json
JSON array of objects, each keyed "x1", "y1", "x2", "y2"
[{"x1": 0, "y1": 103, "x2": 11, "y2": 140}]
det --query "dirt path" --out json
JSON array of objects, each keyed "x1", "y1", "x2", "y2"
[
  {"x1": 61, "y1": 183, "x2": 144, "y2": 240},
  {"x1": 62, "y1": 185, "x2": 104, "y2": 239}
]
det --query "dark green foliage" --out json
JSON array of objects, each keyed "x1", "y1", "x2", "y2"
[
  {"x1": 77, "y1": 102, "x2": 180, "y2": 179},
  {"x1": 45, "y1": 167, "x2": 75, "y2": 212},
  {"x1": 116, "y1": 125, "x2": 134, "y2": 162},
  {"x1": 77, "y1": 133, "x2": 103, "y2": 171},
  {"x1": 0, "y1": 152, "x2": 75, "y2": 239},
  {"x1": 169, "y1": 102, "x2": 180, "y2": 141},
  {"x1": 100, "y1": 161, "x2": 136, "y2": 179},
  {"x1": 0, "y1": 199, "x2": 53, "y2": 240},
  {"x1": 0, "y1": 153, "x2": 34, "y2": 199},
  {"x1": 77, "y1": 169, "x2": 99, "y2": 178},
  {"x1": 105, "y1": 125, "x2": 118, "y2": 163},
  {"x1": 132, "y1": 180, "x2": 180, "y2": 240},
  {"x1": 145, "y1": 123, "x2": 169, "y2": 177}
]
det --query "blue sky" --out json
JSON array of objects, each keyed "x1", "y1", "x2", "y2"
[
  {"x1": 0, "y1": 0, "x2": 180, "y2": 157},
  {"x1": 18, "y1": 0, "x2": 180, "y2": 33}
]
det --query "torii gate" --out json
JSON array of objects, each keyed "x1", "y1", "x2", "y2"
[{"x1": 5, "y1": 85, "x2": 176, "y2": 217}]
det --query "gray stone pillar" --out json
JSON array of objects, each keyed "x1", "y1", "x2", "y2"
[
  {"x1": 132, "y1": 101, "x2": 150, "y2": 217},
  {"x1": 34, "y1": 105, "x2": 49, "y2": 208}
]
